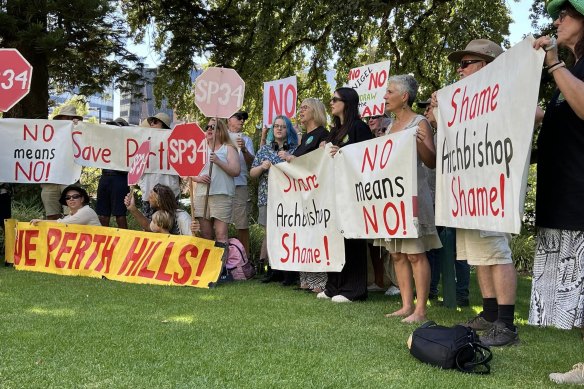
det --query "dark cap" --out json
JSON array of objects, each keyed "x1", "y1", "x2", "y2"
[
  {"x1": 230, "y1": 111, "x2": 248, "y2": 121},
  {"x1": 417, "y1": 98, "x2": 432, "y2": 108},
  {"x1": 106, "y1": 117, "x2": 130, "y2": 126}
]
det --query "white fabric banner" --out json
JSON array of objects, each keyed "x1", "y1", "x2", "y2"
[
  {"x1": 334, "y1": 129, "x2": 419, "y2": 238},
  {"x1": 267, "y1": 146, "x2": 345, "y2": 272},
  {"x1": 263, "y1": 76, "x2": 297, "y2": 126},
  {"x1": 72, "y1": 122, "x2": 175, "y2": 174},
  {"x1": 348, "y1": 61, "x2": 391, "y2": 117},
  {"x1": 0, "y1": 119, "x2": 81, "y2": 184},
  {"x1": 435, "y1": 37, "x2": 545, "y2": 234}
]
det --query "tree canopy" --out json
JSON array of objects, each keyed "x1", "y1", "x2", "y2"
[
  {"x1": 0, "y1": 0, "x2": 142, "y2": 119},
  {"x1": 123, "y1": 0, "x2": 514, "y2": 130}
]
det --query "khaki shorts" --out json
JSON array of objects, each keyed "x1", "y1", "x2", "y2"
[
  {"x1": 40, "y1": 184, "x2": 67, "y2": 217},
  {"x1": 382, "y1": 234, "x2": 442, "y2": 255},
  {"x1": 195, "y1": 195, "x2": 233, "y2": 223},
  {"x1": 456, "y1": 229, "x2": 512, "y2": 266},
  {"x1": 231, "y1": 185, "x2": 250, "y2": 229}
]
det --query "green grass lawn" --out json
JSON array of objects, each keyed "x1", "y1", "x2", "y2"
[{"x1": 0, "y1": 265, "x2": 582, "y2": 389}]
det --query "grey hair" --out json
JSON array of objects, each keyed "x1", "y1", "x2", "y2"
[{"x1": 387, "y1": 74, "x2": 418, "y2": 107}]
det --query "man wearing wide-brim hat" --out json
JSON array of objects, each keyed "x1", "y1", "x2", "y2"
[
  {"x1": 433, "y1": 38, "x2": 519, "y2": 347},
  {"x1": 53, "y1": 104, "x2": 84, "y2": 122},
  {"x1": 138, "y1": 111, "x2": 180, "y2": 219},
  {"x1": 40, "y1": 105, "x2": 84, "y2": 219}
]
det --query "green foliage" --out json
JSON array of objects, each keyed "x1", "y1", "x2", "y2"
[
  {"x1": 511, "y1": 231, "x2": 537, "y2": 273},
  {"x1": 0, "y1": 0, "x2": 143, "y2": 119},
  {"x1": 0, "y1": 268, "x2": 582, "y2": 388},
  {"x1": 122, "y1": 0, "x2": 514, "y2": 122}
]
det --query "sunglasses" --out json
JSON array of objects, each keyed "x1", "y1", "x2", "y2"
[
  {"x1": 459, "y1": 59, "x2": 484, "y2": 69},
  {"x1": 330, "y1": 97, "x2": 344, "y2": 103},
  {"x1": 558, "y1": 9, "x2": 570, "y2": 22},
  {"x1": 205, "y1": 124, "x2": 216, "y2": 131},
  {"x1": 65, "y1": 194, "x2": 82, "y2": 201},
  {"x1": 369, "y1": 115, "x2": 383, "y2": 120},
  {"x1": 299, "y1": 105, "x2": 310, "y2": 111}
]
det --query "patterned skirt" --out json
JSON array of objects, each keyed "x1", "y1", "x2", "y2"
[
  {"x1": 299, "y1": 272, "x2": 327, "y2": 290},
  {"x1": 528, "y1": 228, "x2": 584, "y2": 330}
]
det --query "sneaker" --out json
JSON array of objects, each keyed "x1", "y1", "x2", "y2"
[
  {"x1": 385, "y1": 286, "x2": 401, "y2": 296},
  {"x1": 331, "y1": 295, "x2": 351, "y2": 303},
  {"x1": 316, "y1": 291, "x2": 330, "y2": 299},
  {"x1": 459, "y1": 313, "x2": 495, "y2": 332},
  {"x1": 550, "y1": 363, "x2": 584, "y2": 385},
  {"x1": 479, "y1": 320, "x2": 519, "y2": 347},
  {"x1": 367, "y1": 283, "x2": 385, "y2": 292}
]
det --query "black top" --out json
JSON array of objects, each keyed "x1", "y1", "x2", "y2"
[
  {"x1": 293, "y1": 126, "x2": 329, "y2": 157},
  {"x1": 536, "y1": 58, "x2": 584, "y2": 230},
  {"x1": 327, "y1": 120, "x2": 373, "y2": 147}
]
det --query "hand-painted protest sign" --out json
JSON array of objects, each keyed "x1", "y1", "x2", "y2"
[
  {"x1": 72, "y1": 122, "x2": 175, "y2": 174},
  {"x1": 334, "y1": 130, "x2": 419, "y2": 238},
  {"x1": 263, "y1": 76, "x2": 297, "y2": 126},
  {"x1": 348, "y1": 61, "x2": 391, "y2": 117},
  {"x1": 435, "y1": 37, "x2": 544, "y2": 234},
  {"x1": 267, "y1": 146, "x2": 345, "y2": 272},
  {"x1": 128, "y1": 140, "x2": 150, "y2": 186},
  {"x1": 8, "y1": 221, "x2": 223, "y2": 288},
  {"x1": 0, "y1": 119, "x2": 81, "y2": 184}
]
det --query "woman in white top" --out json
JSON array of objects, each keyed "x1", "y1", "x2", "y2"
[
  {"x1": 31, "y1": 185, "x2": 101, "y2": 226},
  {"x1": 193, "y1": 118, "x2": 240, "y2": 244},
  {"x1": 382, "y1": 74, "x2": 442, "y2": 323}
]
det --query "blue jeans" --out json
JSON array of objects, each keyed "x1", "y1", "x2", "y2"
[{"x1": 428, "y1": 227, "x2": 470, "y2": 300}]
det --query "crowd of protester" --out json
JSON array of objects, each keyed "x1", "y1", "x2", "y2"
[{"x1": 8, "y1": 0, "x2": 584, "y2": 383}]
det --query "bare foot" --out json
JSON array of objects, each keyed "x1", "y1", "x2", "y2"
[
  {"x1": 384, "y1": 307, "x2": 414, "y2": 318},
  {"x1": 401, "y1": 312, "x2": 427, "y2": 323}
]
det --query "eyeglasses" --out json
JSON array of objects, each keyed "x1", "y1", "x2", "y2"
[
  {"x1": 299, "y1": 105, "x2": 310, "y2": 111},
  {"x1": 65, "y1": 194, "x2": 82, "y2": 201},
  {"x1": 273, "y1": 124, "x2": 287, "y2": 130},
  {"x1": 330, "y1": 97, "x2": 344, "y2": 103},
  {"x1": 558, "y1": 9, "x2": 569, "y2": 22},
  {"x1": 205, "y1": 124, "x2": 215, "y2": 131},
  {"x1": 459, "y1": 59, "x2": 484, "y2": 69}
]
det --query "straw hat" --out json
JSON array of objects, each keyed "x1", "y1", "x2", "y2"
[
  {"x1": 147, "y1": 112, "x2": 171, "y2": 129},
  {"x1": 447, "y1": 39, "x2": 504, "y2": 64},
  {"x1": 53, "y1": 105, "x2": 83, "y2": 121}
]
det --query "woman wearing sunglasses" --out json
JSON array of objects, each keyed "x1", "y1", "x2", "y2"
[
  {"x1": 317, "y1": 87, "x2": 373, "y2": 303},
  {"x1": 31, "y1": 185, "x2": 100, "y2": 226},
  {"x1": 250, "y1": 115, "x2": 298, "y2": 284},
  {"x1": 192, "y1": 118, "x2": 240, "y2": 245}
]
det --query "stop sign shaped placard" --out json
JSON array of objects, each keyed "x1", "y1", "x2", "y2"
[
  {"x1": 194, "y1": 67, "x2": 245, "y2": 118},
  {"x1": 168, "y1": 122, "x2": 208, "y2": 176},
  {"x1": 0, "y1": 49, "x2": 33, "y2": 112}
]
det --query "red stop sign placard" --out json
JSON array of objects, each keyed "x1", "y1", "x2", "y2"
[
  {"x1": 128, "y1": 140, "x2": 151, "y2": 186},
  {"x1": 0, "y1": 49, "x2": 33, "y2": 113},
  {"x1": 194, "y1": 67, "x2": 245, "y2": 118},
  {"x1": 168, "y1": 122, "x2": 207, "y2": 176}
]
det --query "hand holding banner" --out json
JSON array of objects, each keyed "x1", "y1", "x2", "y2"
[{"x1": 434, "y1": 36, "x2": 545, "y2": 234}]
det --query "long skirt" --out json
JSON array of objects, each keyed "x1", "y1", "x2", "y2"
[{"x1": 528, "y1": 228, "x2": 584, "y2": 330}]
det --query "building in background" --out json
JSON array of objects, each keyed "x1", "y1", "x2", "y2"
[
  {"x1": 50, "y1": 84, "x2": 115, "y2": 123},
  {"x1": 119, "y1": 68, "x2": 173, "y2": 126}
]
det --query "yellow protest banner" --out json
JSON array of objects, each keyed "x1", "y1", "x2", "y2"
[
  {"x1": 7, "y1": 221, "x2": 224, "y2": 288},
  {"x1": 4, "y1": 218, "x2": 16, "y2": 264}
]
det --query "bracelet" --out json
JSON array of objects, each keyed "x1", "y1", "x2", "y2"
[
  {"x1": 544, "y1": 61, "x2": 562, "y2": 70},
  {"x1": 548, "y1": 61, "x2": 566, "y2": 74}
]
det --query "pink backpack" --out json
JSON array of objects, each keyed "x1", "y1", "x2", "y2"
[{"x1": 226, "y1": 238, "x2": 256, "y2": 280}]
